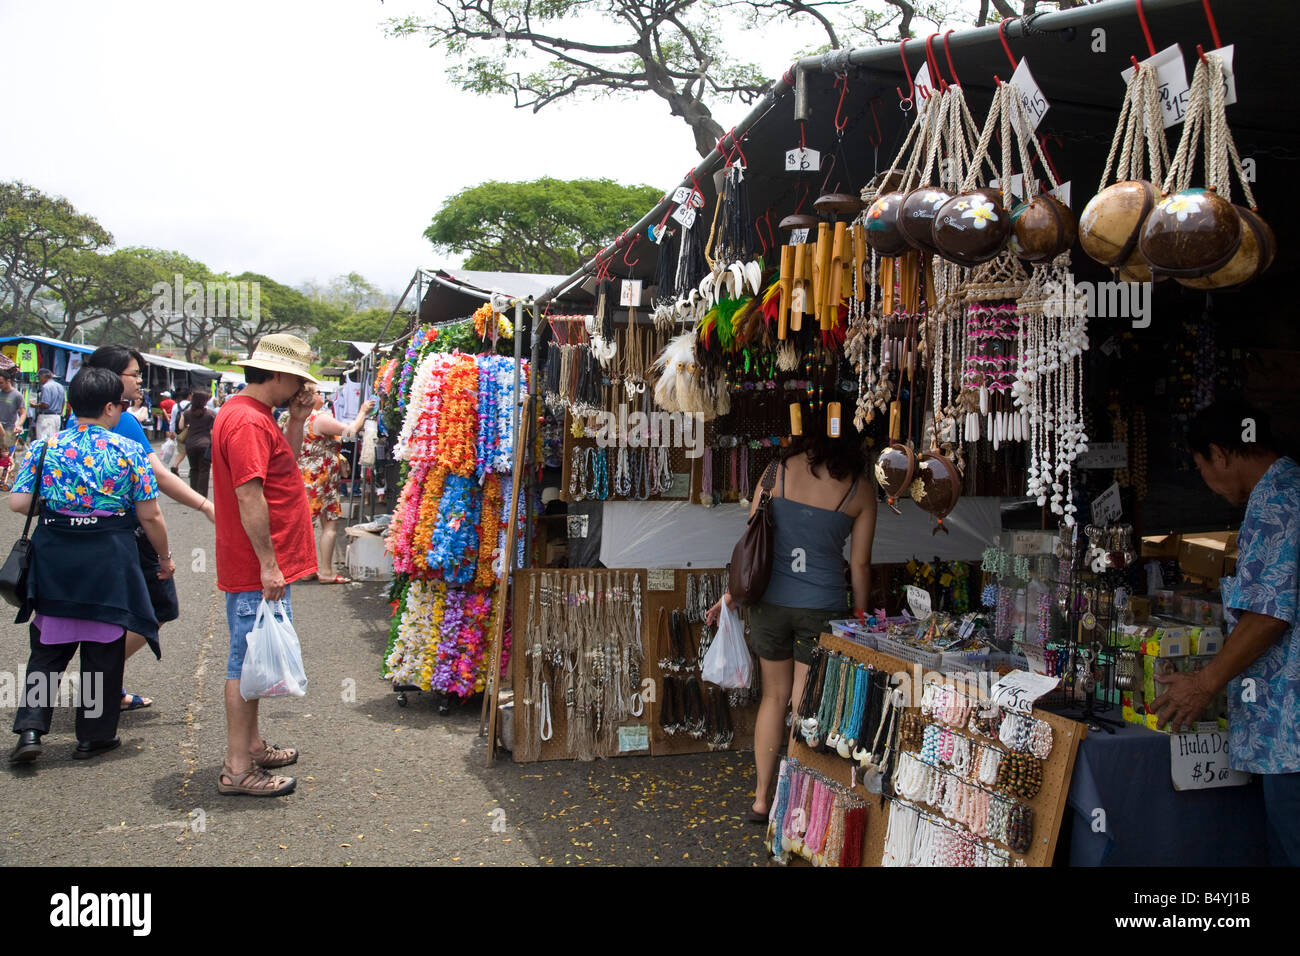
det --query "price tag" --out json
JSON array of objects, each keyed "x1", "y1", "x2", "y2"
[
  {"x1": 789, "y1": 228, "x2": 810, "y2": 245},
  {"x1": 990, "y1": 669, "x2": 1060, "y2": 715},
  {"x1": 906, "y1": 585, "x2": 932, "y2": 618},
  {"x1": 1170, "y1": 730, "x2": 1251, "y2": 790},
  {"x1": 785, "y1": 147, "x2": 821, "y2": 172},
  {"x1": 1090, "y1": 481, "x2": 1123, "y2": 525},
  {"x1": 1050, "y1": 181, "x2": 1071, "y2": 206},
  {"x1": 671, "y1": 186, "x2": 691, "y2": 204},
  {"x1": 914, "y1": 62, "x2": 935, "y2": 101},
  {"x1": 1121, "y1": 44, "x2": 1191, "y2": 127},
  {"x1": 648, "y1": 224, "x2": 668, "y2": 245},
  {"x1": 1020, "y1": 645, "x2": 1050, "y2": 676},
  {"x1": 670, "y1": 205, "x2": 697, "y2": 228},
  {"x1": 567, "y1": 514, "x2": 589, "y2": 538},
  {"x1": 1208, "y1": 44, "x2": 1237, "y2": 106},
  {"x1": 1010, "y1": 58, "x2": 1049, "y2": 133},
  {"x1": 688, "y1": 189, "x2": 705, "y2": 210},
  {"x1": 619, "y1": 279, "x2": 643, "y2": 307},
  {"x1": 1011, "y1": 531, "x2": 1056, "y2": 555},
  {"x1": 1076, "y1": 442, "x2": 1128, "y2": 469},
  {"x1": 647, "y1": 568, "x2": 675, "y2": 591},
  {"x1": 989, "y1": 175, "x2": 1025, "y2": 205}
]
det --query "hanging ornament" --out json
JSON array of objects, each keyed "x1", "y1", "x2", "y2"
[{"x1": 1079, "y1": 59, "x2": 1169, "y2": 282}]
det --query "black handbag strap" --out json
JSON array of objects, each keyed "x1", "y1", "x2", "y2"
[
  {"x1": 758, "y1": 460, "x2": 778, "y2": 503},
  {"x1": 19, "y1": 442, "x2": 48, "y2": 541}
]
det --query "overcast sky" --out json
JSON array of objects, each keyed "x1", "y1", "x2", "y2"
[{"x1": 0, "y1": 0, "x2": 821, "y2": 296}]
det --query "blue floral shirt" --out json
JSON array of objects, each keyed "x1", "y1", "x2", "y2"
[
  {"x1": 1222, "y1": 456, "x2": 1300, "y2": 774},
  {"x1": 11, "y1": 424, "x2": 159, "y2": 515}
]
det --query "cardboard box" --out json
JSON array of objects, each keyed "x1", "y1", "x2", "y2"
[
  {"x1": 1142, "y1": 533, "x2": 1181, "y2": 558},
  {"x1": 1143, "y1": 625, "x2": 1189, "y2": 658},
  {"x1": 1178, "y1": 532, "x2": 1239, "y2": 582},
  {"x1": 1190, "y1": 626, "x2": 1223, "y2": 656}
]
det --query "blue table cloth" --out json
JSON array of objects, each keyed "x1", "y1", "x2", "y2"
[{"x1": 1064, "y1": 719, "x2": 1268, "y2": 866}]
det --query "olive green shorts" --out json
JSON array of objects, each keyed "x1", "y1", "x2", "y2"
[{"x1": 747, "y1": 601, "x2": 840, "y2": 666}]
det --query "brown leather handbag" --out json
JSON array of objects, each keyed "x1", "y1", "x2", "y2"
[{"x1": 727, "y1": 461, "x2": 779, "y2": 606}]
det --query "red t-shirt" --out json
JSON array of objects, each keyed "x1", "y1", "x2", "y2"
[
  {"x1": 160, "y1": 399, "x2": 175, "y2": 418},
  {"x1": 211, "y1": 394, "x2": 316, "y2": 593}
]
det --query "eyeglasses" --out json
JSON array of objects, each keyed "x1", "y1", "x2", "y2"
[{"x1": 122, "y1": 371, "x2": 143, "y2": 380}]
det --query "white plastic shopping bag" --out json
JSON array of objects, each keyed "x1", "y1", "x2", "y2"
[
  {"x1": 701, "y1": 600, "x2": 752, "y2": 689},
  {"x1": 239, "y1": 599, "x2": 308, "y2": 700}
]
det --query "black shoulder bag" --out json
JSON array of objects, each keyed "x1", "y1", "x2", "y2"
[{"x1": 0, "y1": 442, "x2": 47, "y2": 608}]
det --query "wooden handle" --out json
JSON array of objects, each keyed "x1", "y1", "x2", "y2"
[
  {"x1": 778, "y1": 245, "x2": 794, "y2": 341},
  {"x1": 880, "y1": 257, "x2": 895, "y2": 315}
]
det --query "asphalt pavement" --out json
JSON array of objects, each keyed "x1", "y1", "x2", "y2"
[{"x1": 0, "y1": 459, "x2": 769, "y2": 867}]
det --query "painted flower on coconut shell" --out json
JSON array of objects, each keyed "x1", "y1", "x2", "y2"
[
  {"x1": 1156, "y1": 191, "x2": 1204, "y2": 222},
  {"x1": 961, "y1": 198, "x2": 999, "y2": 229}
]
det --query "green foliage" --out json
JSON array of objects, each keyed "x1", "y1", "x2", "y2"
[
  {"x1": 426, "y1": 178, "x2": 661, "y2": 274},
  {"x1": 314, "y1": 307, "x2": 399, "y2": 365}
]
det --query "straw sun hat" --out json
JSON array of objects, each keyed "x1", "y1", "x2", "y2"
[{"x1": 234, "y1": 333, "x2": 319, "y2": 384}]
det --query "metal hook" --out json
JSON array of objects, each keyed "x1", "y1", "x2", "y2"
[
  {"x1": 942, "y1": 29, "x2": 961, "y2": 87},
  {"x1": 895, "y1": 38, "x2": 915, "y2": 109}
]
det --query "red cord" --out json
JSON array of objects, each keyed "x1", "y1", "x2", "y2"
[
  {"x1": 998, "y1": 19, "x2": 1018, "y2": 69},
  {"x1": 1135, "y1": 0, "x2": 1157, "y2": 56},
  {"x1": 1202, "y1": 0, "x2": 1222, "y2": 49},
  {"x1": 943, "y1": 29, "x2": 961, "y2": 87}
]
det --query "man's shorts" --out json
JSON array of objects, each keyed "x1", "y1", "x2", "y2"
[
  {"x1": 747, "y1": 601, "x2": 839, "y2": 666},
  {"x1": 226, "y1": 587, "x2": 293, "y2": 680}
]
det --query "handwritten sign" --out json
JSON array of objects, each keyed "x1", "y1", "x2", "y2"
[
  {"x1": 1091, "y1": 481, "x2": 1122, "y2": 525},
  {"x1": 1077, "y1": 442, "x2": 1128, "y2": 469},
  {"x1": 1208, "y1": 45, "x2": 1237, "y2": 106},
  {"x1": 670, "y1": 204, "x2": 697, "y2": 229},
  {"x1": 906, "y1": 585, "x2": 932, "y2": 618},
  {"x1": 1011, "y1": 531, "x2": 1057, "y2": 555},
  {"x1": 990, "y1": 669, "x2": 1060, "y2": 715},
  {"x1": 789, "y1": 228, "x2": 810, "y2": 245},
  {"x1": 1122, "y1": 44, "x2": 1191, "y2": 127},
  {"x1": 619, "y1": 280, "x2": 643, "y2": 307},
  {"x1": 647, "y1": 568, "x2": 675, "y2": 591},
  {"x1": 1170, "y1": 730, "x2": 1251, "y2": 790},
  {"x1": 617, "y1": 724, "x2": 650, "y2": 753},
  {"x1": 785, "y1": 147, "x2": 820, "y2": 172},
  {"x1": 1010, "y1": 58, "x2": 1049, "y2": 134}
]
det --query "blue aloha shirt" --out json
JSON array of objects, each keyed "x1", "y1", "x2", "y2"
[
  {"x1": 11, "y1": 424, "x2": 159, "y2": 515},
  {"x1": 1222, "y1": 456, "x2": 1300, "y2": 774}
]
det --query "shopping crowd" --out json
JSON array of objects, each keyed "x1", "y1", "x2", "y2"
[{"x1": 7, "y1": 334, "x2": 371, "y2": 798}]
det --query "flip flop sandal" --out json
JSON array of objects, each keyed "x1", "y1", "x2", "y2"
[
  {"x1": 217, "y1": 763, "x2": 296, "y2": 797},
  {"x1": 121, "y1": 693, "x2": 152, "y2": 711},
  {"x1": 253, "y1": 743, "x2": 299, "y2": 769}
]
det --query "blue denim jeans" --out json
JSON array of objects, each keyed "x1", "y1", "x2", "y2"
[
  {"x1": 1262, "y1": 771, "x2": 1300, "y2": 866},
  {"x1": 226, "y1": 588, "x2": 292, "y2": 681}
]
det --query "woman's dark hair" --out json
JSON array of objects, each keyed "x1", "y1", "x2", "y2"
[
  {"x1": 1188, "y1": 399, "x2": 1276, "y2": 460},
  {"x1": 780, "y1": 414, "x2": 867, "y2": 482},
  {"x1": 190, "y1": 390, "x2": 210, "y2": 409},
  {"x1": 86, "y1": 345, "x2": 145, "y2": 376},
  {"x1": 69, "y1": 367, "x2": 124, "y2": 418}
]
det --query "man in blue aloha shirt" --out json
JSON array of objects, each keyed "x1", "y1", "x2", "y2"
[{"x1": 1155, "y1": 400, "x2": 1300, "y2": 865}]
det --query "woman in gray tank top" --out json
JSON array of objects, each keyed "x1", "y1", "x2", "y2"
[{"x1": 707, "y1": 422, "x2": 877, "y2": 823}]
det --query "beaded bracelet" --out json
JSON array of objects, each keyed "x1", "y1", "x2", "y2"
[
  {"x1": 1029, "y1": 719, "x2": 1054, "y2": 760},
  {"x1": 1007, "y1": 804, "x2": 1034, "y2": 854}
]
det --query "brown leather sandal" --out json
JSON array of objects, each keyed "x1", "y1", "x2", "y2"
[
  {"x1": 252, "y1": 743, "x2": 298, "y2": 769},
  {"x1": 218, "y1": 762, "x2": 296, "y2": 797}
]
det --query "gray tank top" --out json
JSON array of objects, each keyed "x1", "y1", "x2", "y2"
[{"x1": 762, "y1": 463, "x2": 858, "y2": 611}]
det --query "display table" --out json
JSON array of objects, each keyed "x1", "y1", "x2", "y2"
[{"x1": 1062, "y1": 719, "x2": 1268, "y2": 866}]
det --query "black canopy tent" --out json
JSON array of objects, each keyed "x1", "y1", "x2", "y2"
[{"x1": 533, "y1": 0, "x2": 1300, "y2": 534}]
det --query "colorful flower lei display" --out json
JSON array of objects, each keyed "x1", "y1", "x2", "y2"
[
  {"x1": 396, "y1": 326, "x2": 436, "y2": 410},
  {"x1": 374, "y1": 358, "x2": 399, "y2": 397},
  {"x1": 427, "y1": 473, "x2": 483, "y2": 584},
  {"x1": 472, "y1": 302, "x2": 514, "y2": 341},
  {"x1": 436, "y1": 355, "x2": 479, "y2": 478},
  {"x1": 384, "y1": 581, "x2": 504, "y2": 697},
  {"x1": 475, "y1": 475, "x2": 503, "y2": 589}
]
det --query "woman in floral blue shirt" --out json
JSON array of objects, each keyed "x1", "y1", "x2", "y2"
[
  {"x1": 7, "y1": 368, "x2": 174, "y2": 765},
  {"x1": 1157, "y1": 401, "x2": 1300, "y2": 865}
]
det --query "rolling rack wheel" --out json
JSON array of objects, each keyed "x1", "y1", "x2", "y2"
[{"x1": 393, "y1": 682, "x2": 420, "y2": 708}]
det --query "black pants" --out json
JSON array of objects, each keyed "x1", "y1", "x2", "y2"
[
  {"x1": 12, "y1": 623, "x2": 125, "y2": 743},
  {"x1": 186, "y1": 445, "x2": 210, "y2": 497}
]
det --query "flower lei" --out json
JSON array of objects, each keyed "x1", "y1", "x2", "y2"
[
  {"x1": 475, "y1": 475, "x2": 504, "y2": 589},
  {"x1": 430, "y1": 587, "x2": 495, "y2": 697},
  {"x1": 427, "y1": 473, "x2": 483, "y2": 584},
  {"x1": 436, "y1": 354, "x2": 478, "y2": 478},
  {"x1": 475, "y1": 356, "x2": 501, "y2": 483},
  {"x1": 384, "y1": 579, "x2": 447, "y2": 689},
  {"x1": 374, "y1": 358, "x2": 399, "y2": 397},
  {"x1": 396, "y1": 326, "x2": 435, "y2": 410}
]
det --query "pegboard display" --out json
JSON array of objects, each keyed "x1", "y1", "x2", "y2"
[
  {"x1": 782, "y1": 633, "x2": 1085, "y2": 867},
  {"x1": 510, "y1": 567, "x2": 758, "y2": 762},
  {"x1": 643, "y1": 569, "x2": 759, "y2": 757}
]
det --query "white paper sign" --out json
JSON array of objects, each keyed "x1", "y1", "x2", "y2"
[
  {"x1": 1122, "y1": 44, "x2": 1191, "y2": 128},
  {"x1": 1020, "y1": 644, "x2": 1050, "y2": 676},
  {"x1": 1091, "y1": 481, "x2": 1122, "y2": 525},
  {"x1": 619, "y1": 279, "x2": 643, "y2": 307},
  {"x1": 1208, "y1": 45, "x2": 1237, "y2": 106},
  {"x1": 906, "y1": 585, "x2": 932, "y2": 618},
  {"x1": 671, "y1": 186, "x2": 691, "y2": 204},
  {"x1": 1076, "y1": 442, "x2": 1128, "y2": 469},
  {"x1": 1011, "y1": 531, "x2": 1057, "y2": 555},
  {"x1": 671, "y1": 205, "x2": 697, "y2": 228},
  {"x1": 1010, "y1": 58, "x2": 1049, "y2": 133},
  {"x1": 688, "y1": 189, "x2": 705, "y2": 210},
  {"x1": 648, "y1": 223, "x2": 667, "y2": 245},
  {"x1": 647, "y1": 568, "x2": 675, "y2": 590},
  {"x1": 785, "y1": 147, "x2": 821, "y2": 172},
  {"x1": 990, "y1": 669, "x2": 1060, "y2": 715},
  {"x1": 789, "y1": 228, "x2": 810, "y2": 245},
  {"x1": 990, "y1": 175, "x2": 1025, "y2": 204},
  {"x1": 1050, "y1": 181, "x2": 1071, "y2": 206},
  {"x1": 1170, "y1": 730, "x2": 1251, "y2": 791},
  {"x1": 914, "y1": 62, "x2": 935, "y2": 100}
]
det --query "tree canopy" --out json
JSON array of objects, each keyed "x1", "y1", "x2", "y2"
[
  {"x1": 426, "y1": 177, "x2": 662, "y2": 274},
  {"x1": 389, "y1": 0, "x2": 1087, "y2": 156}
]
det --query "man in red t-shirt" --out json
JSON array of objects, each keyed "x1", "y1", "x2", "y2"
[{"x1": 211, "y1": 334, "x2": 318, "y2": 797}]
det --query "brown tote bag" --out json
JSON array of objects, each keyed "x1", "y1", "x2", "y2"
[{"x1": 727, "y1": 461, "x2": 778, "y2": 606}]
